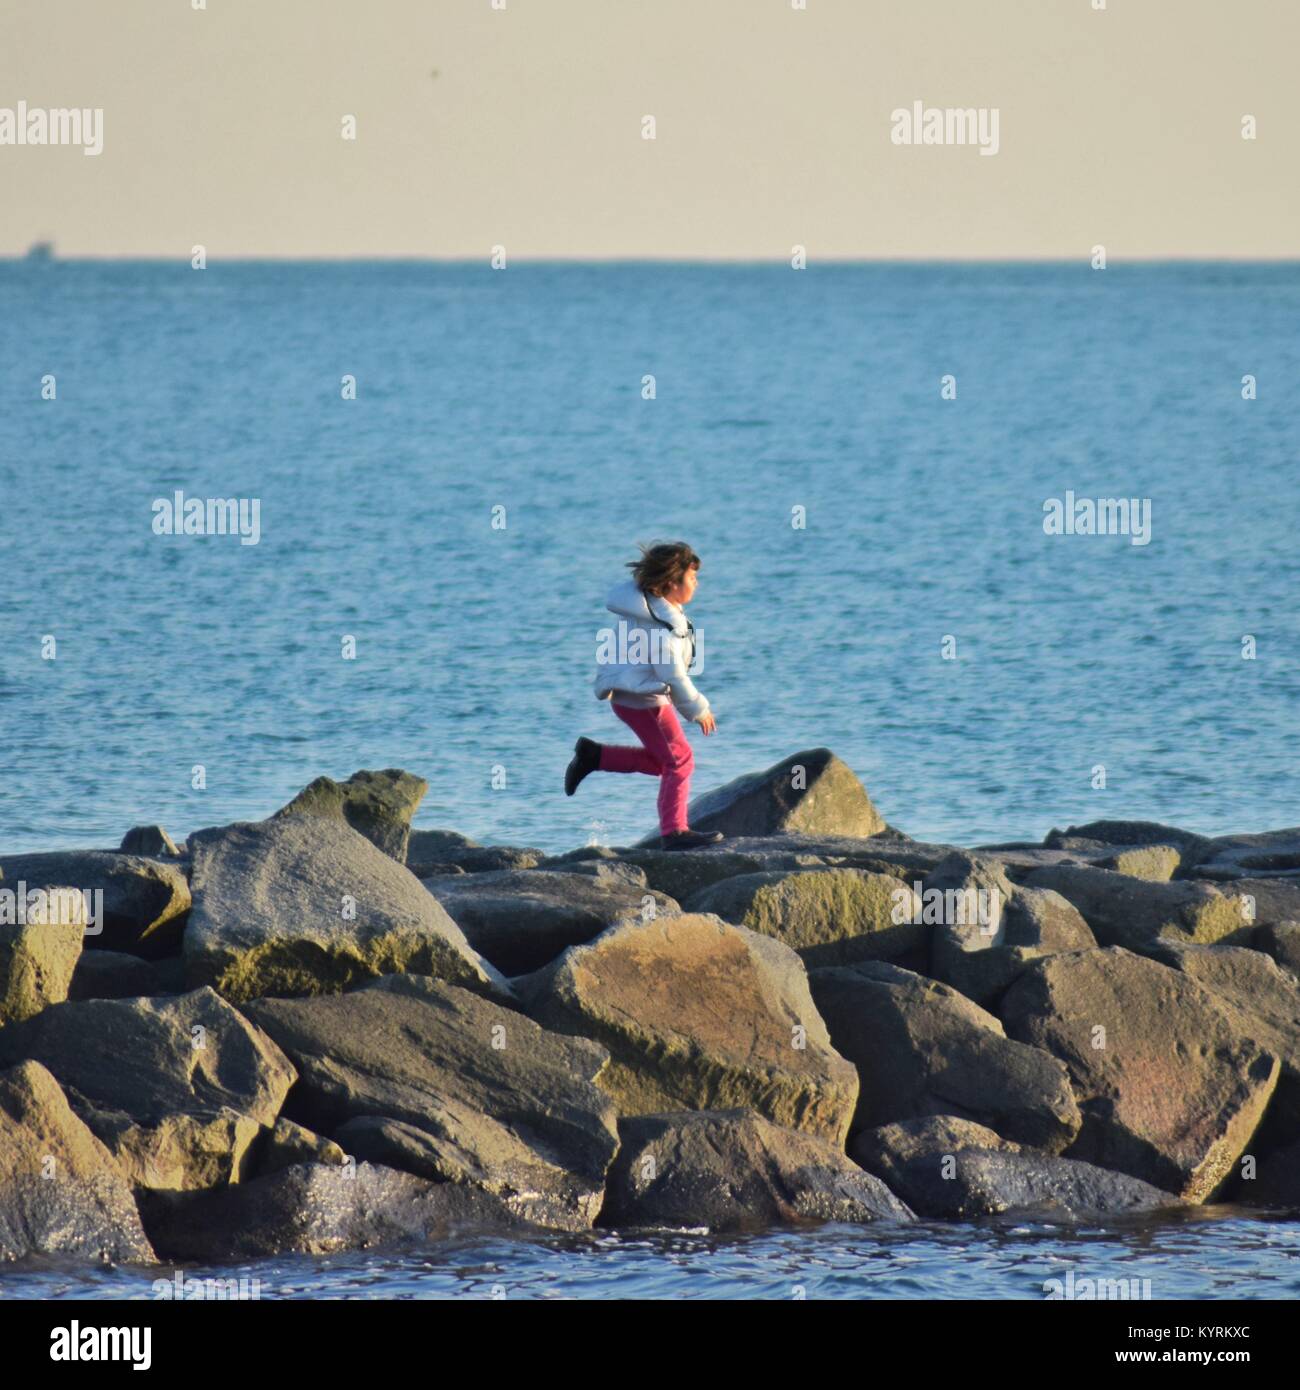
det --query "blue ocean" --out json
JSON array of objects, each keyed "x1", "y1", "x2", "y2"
[{"x1": 2, "y1": 261, "x2": 1298, "y2": 1297}]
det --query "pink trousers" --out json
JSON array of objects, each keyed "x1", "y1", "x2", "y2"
[{"x1": 598, "y1": 701, "x2": 694, "y2": 835}]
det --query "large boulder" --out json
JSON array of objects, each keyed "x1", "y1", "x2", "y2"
[
  {"x1": 1045, "y1": 819, "x2": 1212, "y2": 862},
  {"x1": 683, "y1": 868, "x2": 925, "y2": 969},
  {"x1": 1230, "y1": 878, "x2": 1300, "y2": 929},
  {"x1": 515, "y1": 913, "x2": 859, "y2": 1145},
  {"x1": 139, "y1": 1161, "x2": 524, "y2": 1260},
  {"x1": 1, "y1": 884, "x2": 86, "y2": 1023},
  {"x1": 0, "y1": 1060, "x2": 155, "y2": 1263},
  {"x1": 273, "y1": 768, "x2": 428, "y2": 864},
  {"x1": 0, "y1": 988, "x2": 296, "y2": 1191},
  {"x1": 1233, "y1": 1136, "x2": 1300, "y2": 1210},
  {"x1": 253, "y1": 1118, "x2": 347, "y2": 1178},
  {"x1": 807, "y1": 960, "x2": 1080, "y2": 1151},
  {"x1": 183, "y1": 818, "x2": 501, "y2": 1002},
  {"x1": 600, "y1": 1110, "x2": 913, "y2": 1231},
  {"x1": 1001, "y1": 947, "x2": 1279, "y2": 1201},
  {"x1": 118, "y1": 825, "x2": 181, "y2": 858},
  {"x1": 1143, "y1": 942, "x2": 1300, "y2": 1132},
  {"x1": 1023, "y1": 864, "x2": 1249, "y2": 950},
  {"x1": 1258, "y1": 921, "x2": 1300, "y2": 976},
  {"x1": 0, "y1": 850, "x2": 190, "y2": 954},
  {"x1": 673, "y1": 749, "x2": 886, "y2": 840},
  {"x1": 243, "y1": 974, "x2": 618, "y2": 1231},
  {"x1": 423, "y1": 869, "x2": 678, "y2": 976}
]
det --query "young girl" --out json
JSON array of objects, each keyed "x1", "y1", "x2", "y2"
[{"x1": 566, "y1": 541, "x2": 724, "y2": 850}]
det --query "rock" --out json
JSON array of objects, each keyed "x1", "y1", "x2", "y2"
[
  {"x1": 1001, "y1": 947, "x2": 1280, "y2": 1201},
  {"x1": 516, "y1": 913, "x2": 859, "y2": 1144},
  {"x1": 243, "y1": 974, "x2": 618, "y2": 1231},
  {"x1": 1046, "y1": 819, "x2": 1212, "y2": 860},
  {"x1": 850, "y1": 1115, "x2": 1021, "y2": 1178},
  {"x1": 1141, "y1": 942, "x2": 1300, "y2": 1131},
  {"x1": 682, "y1": 868, "x2": 925, "y2": 969},
  {"x1": 0, "y1": 1060, "x2": 155, "y2": 1263},
  {"x1": 555, "y1": 834, "x2": 959, "y2": 905},
  {"x1": 600, "y1": 1110, "x2": 914, "y2": 1231},
  {"x1": 1235, "y1": 1136, "x2": 1300, "y2": 1210},
  {"x1": 67, "y1": 950, "x2": 185, "y2": 1002},
  {"x1": 807, "y1": 960, "x2": 1080, "y2": 1151},
  {"x1": 255, "y1": 1118, "x2": 347, "y2": 1177},
  {"x1": 1095, "y1": 845, "x2": 1182, "y2": 882},
  {"x1": 138, "y1": 1161, "x2": 524, "y2": 1261},
  {"x1": 853, "y1": 1143, "x2": 1183, "y2": 1219},
  {"x1": 1, "y1": 885, "x2": 85, "y2": 1023},
  {"x1": 928, "y1": 872, "x2": 1096, "y2": 1009},
  {"x1": 0, "y1": 850, "x2": 191, "y2": 954},
  {"x1": 1230, "y1": 878, "x2": 1300, "y2": 929},
  {"x1": 1257, "y1": 921, "x2": 1300, "y2": 976},
  {"x1": 1194, "y1": 829, "x2": 1300, "y2": 881},
  {"x1": 119, "y1": 825, "x2": 181, "y2": 858},
  {"x1": 423, "y1": 869, "x2": 678, "y2": 976},
  {"x1": 183, "y1": 817, "x2": 501, "y2": 1003},
  {"x1": 0, "y1": 987, "x2": 296, "y2": 1191},
  {"x1": 924, "y1": 854, "x2": 1013, "y2": 1004},
  {"x1": 1023, "y1": 864, "x2": 1249, "y2": 950},
  {"x1": 407, "y1": 829, "x2": 544, "y2": 876},
  {"x1": 273, "y1": 769, "x2": 428, "y2": 864},
  {"x1": 537, "y1": 859, "x2": 649, "y2": 889},
  {"x1": 673, "y1": 749, "x2": 886, "y2": 840}
]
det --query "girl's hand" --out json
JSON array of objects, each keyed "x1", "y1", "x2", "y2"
[{"x1": 698, "y1": 711, "x2": 717, "y2": 735}]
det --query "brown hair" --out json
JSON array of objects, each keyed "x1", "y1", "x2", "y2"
[{"x1": 628, "y1": 541, "x2": 701, "y2": 597}]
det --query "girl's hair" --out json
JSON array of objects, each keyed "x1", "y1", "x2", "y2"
[{"x1": 628, "y1": 541, "x2": 701, "y2": 596}]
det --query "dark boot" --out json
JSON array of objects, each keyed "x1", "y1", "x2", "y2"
[
  {"x1": 565, "y1": 737, "x2": 603, "y2": 796},
  {"x1": 660, "y1": 828, "x2": 725, "y2": 851}
]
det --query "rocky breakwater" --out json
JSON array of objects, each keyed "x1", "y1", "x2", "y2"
[{"x1": 2, "y1": 755, "x2": 1298, "y2": 1265}]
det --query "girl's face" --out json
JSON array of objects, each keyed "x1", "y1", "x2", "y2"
[{"x1": 662, "y1": 566, "x2": 699, "y2": 606}]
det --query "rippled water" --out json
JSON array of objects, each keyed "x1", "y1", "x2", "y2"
[
  {"x1": 4, "y1": 1209, "x2": 1298, "y2": 1301},
  {"x1": 3, "y1": 262, "x2": 1299, "y2": 855}
]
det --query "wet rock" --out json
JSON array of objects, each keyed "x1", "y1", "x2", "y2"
[
  {"x1": 0, "y1": 987, "x2": 296, "y2": 1191},
  {"x1": 255, "y1": 1118, "x2": 347, "y2": 1177},
  {"x1": 1001, "y1": 947, "x2": 1279, "y2": 1201},
  {"x1": 854, "y1": 1143, "x2": 1183, "y2": 1219},
  {"x1": 423, "y1": 868, "x2": 677, "y2": 976},
  {"x1": 807, "y1": 960, "x2": 1080, "y2": 1151},
  {"x1": 138, "y1": 1161, "x2": 525, "y2": 1261},
  {"x1": 0, "y1": 1060, "x2": 155, "y2": 1263},
  {"x1": 183, "y1": 817, "x2": 501, "y2": 1002},
  {"x1": 243, "y1": 974, "x2": 618, "y2": 1231},
  {"x1": 516, "y1": 913, "x2": 859, "y2": 1144},
  {"x1": 683, "y1": 867, "x2": 925, "y2": 969},
  {"x1": 600, "y1": 1110, "x2": 914, "y2": 1230}
]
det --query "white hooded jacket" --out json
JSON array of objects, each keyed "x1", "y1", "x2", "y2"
[{"x1": 592, "y1": 578, "x2": 711, "y2": 723}]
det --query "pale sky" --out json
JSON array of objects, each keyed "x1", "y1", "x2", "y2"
[{"x1": 1, "y1": 0, "x2": 1296, "y2": 259}]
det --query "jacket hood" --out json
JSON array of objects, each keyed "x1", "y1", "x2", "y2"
[{"x1": 605, "y1": 578, "x2": 688, "y2": 635}]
